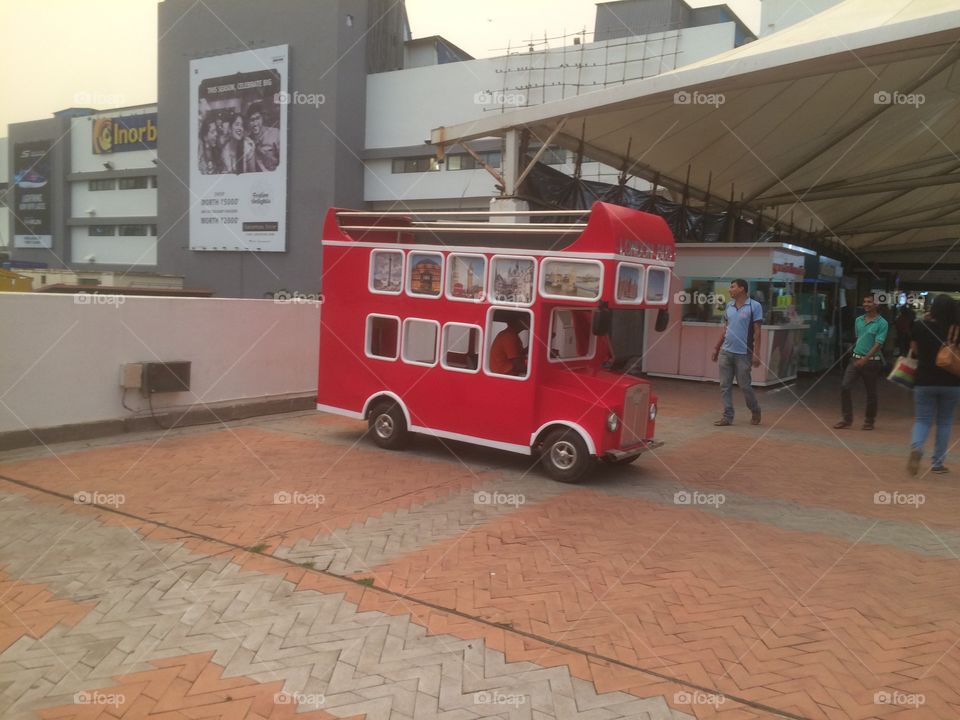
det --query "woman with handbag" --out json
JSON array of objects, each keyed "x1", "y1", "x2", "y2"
[{"x1": 908, "y1": 294, "x2": 960, "y2": 475}]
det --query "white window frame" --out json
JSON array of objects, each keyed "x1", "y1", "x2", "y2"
[
  {"x1": 547, "y1": 308, "x2": 597, "y2": 364},
  {"x1": 645, "y1": 266, "x2": 671, "y2": 305},
  {"x1": 401, "y1": 317, "x2": 441, "y2": 368},
  {"x1": 488, "y1": 254, "x2": 537, "y2": 308},
  {"x1": 444, "y1": 252, "x2": 487, "y2": 303},
  {"x1": 538, "y1": 257, "x2": 604, "y2": 302},
  {"x1": 440, "y1": 322, "x2": 483, "y2": 375},
  {"x1": 483, "y1": 306, "x2": 534, "y2": 381},
  {"x1": 406, "y1": 251, "x2": 445, "y2": 299},
  {"x1": 368, "y1": 249, "x2": 405, "y2": 296},
  {"x1": 615, "y1": 261, "x2": 645, "y2": 305},
  {"x1": 365, "y1": 313, "x2": 401, "y2": 361}
]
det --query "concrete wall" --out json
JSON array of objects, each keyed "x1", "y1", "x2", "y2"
[
  {"x1": 157, "y1": 0, "x2": 372, "y2": 299},
  {"x1": 0, "y1": 293, "x2": 319, "y2": 434}
]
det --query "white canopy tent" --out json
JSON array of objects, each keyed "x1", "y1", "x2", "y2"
[{"x1": 429, "y1": 0, "x2": 960, "y2": 265}]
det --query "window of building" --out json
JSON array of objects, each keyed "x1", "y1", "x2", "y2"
[
  {"x1": 88, "y1": 225, "x2": 115, "y2": 236},
  {"x1": 484, "y1": 307, "x2": 532, "y2": 380},
  {"x1": 391, "y1": 157, "x2": 440, "y2": 174},
  {"x1": 445, "y1": 253, "x2": 486, "y2": 301},
  {"x1": 118, "y1": 225, "x2": 150, "y2": 236},
  {"x1": 89, "y1": 179, "x2": 115, "y2": 191},
  {"x1": 402, "y1": 318, "x2": 439, "y2": 367},
  {"x1": 407, "y1": 252, "x2": 443, "y2": 297},
  {"x1": 365, "y1": 315, "x2": 400, "y2": 360},
  {"x1": 538, "y1": 146, "x2": 567, "y2": 165},
  {"x1": 118, "y1": 176, "x2": 150, "y2": 190},
  {"x1": 549, "y1": 309, "x2": 596, "y2": 362},
  {"x1": 446, "y1": 151, "x2": 501, "y2": 171},
  {"x1": 150, "y1": 176, "x2": 159, "y2": 188},
  {"x1": 441, "y1": 323, "x2": 482, "y2": 373},
  {"x1": 369, "y1": 249, "x2": 404, "y2": 294},
  {"x1": 646, "y1": 267, "x2": 670, "y2": 304}
]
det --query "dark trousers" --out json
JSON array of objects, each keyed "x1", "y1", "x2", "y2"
[{"x1": 841, "y1": 359, "x2": 881, "y2": 423}]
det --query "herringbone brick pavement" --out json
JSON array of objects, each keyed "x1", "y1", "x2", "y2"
[
  {"x1": 0, "y1": 427, "x2": 492, "y2": 550},
  {"x1": 360, "y1": 490, "x2": 960, "y2": 720},
  {"x1": 0, "y1": 491, "x2": 697, "y2": 720},
  {"x1": 37, "y1": 651, "x2": 346, "y2": 720},
  {"x1": 0, "y1": 572, "x2": 94, "y2": 653}
]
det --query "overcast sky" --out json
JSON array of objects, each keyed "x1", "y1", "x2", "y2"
[{"x1": 0, "y1": 0, "x2": 761, "y2": 131}]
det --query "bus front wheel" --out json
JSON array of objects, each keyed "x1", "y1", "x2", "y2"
[
  {"x1": 540, "y1": 428, "x2": 592, "y2": 483},
  {"x1": 369, "y1": 401, "x2": 409, "y2": 450}
]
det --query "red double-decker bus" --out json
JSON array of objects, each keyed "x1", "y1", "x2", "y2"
[{"x1": 317, "y1": 201, "x2": 675, "y2": 482}]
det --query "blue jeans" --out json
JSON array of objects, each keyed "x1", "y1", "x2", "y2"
[
  {"x1": 911, "y1": 386, "x2": 960, "y2": 468},
  {"x1": 719, "y1": 351, "x2": 760, "y2": 421}
]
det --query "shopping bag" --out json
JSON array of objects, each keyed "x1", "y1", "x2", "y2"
[
  {"x1": 935, "y1": 325, "x2": 960, "y2": 377},
  {"x1": 887, "y1": 354, "x2": 917, "y2": 389}
]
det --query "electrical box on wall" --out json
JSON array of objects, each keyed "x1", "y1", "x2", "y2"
[
  {"x1": 120, "y1": 363, "x2": 144, "y2": 390},
  {"x1": 143, "y1": 361, "x2": 191, "y2": 394}
]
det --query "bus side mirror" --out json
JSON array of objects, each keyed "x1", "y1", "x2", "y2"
[
  {"x1": 655, "y1": 308, "x2": 669, "y2": 332},
  {"x1": 593, "y1": 304, "x2": 612, "y2": 336}
]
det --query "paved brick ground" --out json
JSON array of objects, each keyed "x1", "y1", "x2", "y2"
[{"x1": 1, "y1": 376, "x2": 957, "y2": 719}]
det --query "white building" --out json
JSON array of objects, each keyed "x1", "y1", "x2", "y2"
[
  {"x1": 69, "y1": 105, "x2": 159, "y2": 267},
  {"x1": 364, "y1": 22, "x2": 747, "y2": 210}
]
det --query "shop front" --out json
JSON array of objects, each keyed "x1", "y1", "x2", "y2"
[
  {"x1": 797, "y1": 255, "x2": 843, "y2": 373},
  {"x1": 642, "y1": 243, "x2": 811, "y2": 386}
]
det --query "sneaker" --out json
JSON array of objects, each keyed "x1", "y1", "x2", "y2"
[
  {"x1": 713, "y1": 418, "x2": 733, "y2": 426},
  {"x1": 932, "y1": 465, "x2": 949, "y2": 474},
  {"x1": 862, "y1": 421, "x2": 874, "y2": 431},
  {"x1": 908, "y1": 450, "x2": 921, "y2": 476},
  {"x1": 751, "y1": 411, "x2": 761, "y2": 426},
  {"x1": 833, "y1": 420, "x2": 852, "y2": 429}
]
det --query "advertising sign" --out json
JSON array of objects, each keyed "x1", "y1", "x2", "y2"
[
  {"x1": 92, "y1": 113, "x2": 158, "y2": 154},
  {"x1": 189, "y1": 45, "x2": 288, "y2": 251},
  {"x1": 13, "y1": 140, "x2": 53, "y2": 249}
]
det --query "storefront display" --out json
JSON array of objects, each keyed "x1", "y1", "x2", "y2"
[{"x1": 642, "y1": 243, "x2": 816, "y2": 386}]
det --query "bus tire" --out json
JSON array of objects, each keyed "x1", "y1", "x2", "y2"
[
  {"x1": 368, "y1": 401, "x2": 409, "y2": 450},
  {"x1": 540, "y1": 428, "x2": 592, "y2": 483}
]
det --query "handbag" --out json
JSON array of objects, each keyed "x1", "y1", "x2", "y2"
[
  {"x1": 887, "y1": 354, "x2": 917, "y2": 389},
  {"x1": 935, "y1": 325, "x2": 960, "y2": 377}
]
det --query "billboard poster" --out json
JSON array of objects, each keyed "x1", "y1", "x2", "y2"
[
  {"x1": 13, "y1": 140, "x2": 53, "y2": 249},
  {"x1": 93, "y1": 113, "x2": 158, "y2": 154},
  {"x1": 189, "y1": 45, "x2": 288, "y2": 251}
]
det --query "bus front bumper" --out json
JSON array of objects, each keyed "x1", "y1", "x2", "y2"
[{"x1": 603, "y1": 440, "x2": 663, "y2": 462}]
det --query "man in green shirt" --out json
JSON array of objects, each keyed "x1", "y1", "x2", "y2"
[{"x1": 835, "y1": 294, "x2": 889, "y2": 430}]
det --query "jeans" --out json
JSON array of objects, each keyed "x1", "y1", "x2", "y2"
[
  {"x1": 719, "y1": 350, "x2": 760, "y2": 421},
  {"x1": 840, "y1": 359, "x2": 881, "y2": 423},
  {"x1": 911, "y1": 386, "x2": 960, "y2": 468}
]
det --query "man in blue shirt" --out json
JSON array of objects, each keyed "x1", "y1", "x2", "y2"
[
  {"x1": 834, "y1": 294, "x2": 888, "y2": 430},
  {"x1": 712, "y1": 279, "x2": 763, "y2": 426}
]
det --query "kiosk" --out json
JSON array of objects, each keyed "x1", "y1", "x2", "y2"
[{"x1": 642, "y1": 243, "x2": 811, "y2": 386}]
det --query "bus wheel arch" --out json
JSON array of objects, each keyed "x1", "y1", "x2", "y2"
[
  {"x1": 532, "y1": 422, "x2": 596, "y2": 484},
  {"x1": 364, "y1": 392, "x2": 410, "y2": 450}
]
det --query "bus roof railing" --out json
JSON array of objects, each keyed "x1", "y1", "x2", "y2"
[
  {"x1": 338, "y1": 225, "x2": 586, "y2": 235},
  {"x1": 336, "y1": 209, "x2": 592, "y2": 217}
]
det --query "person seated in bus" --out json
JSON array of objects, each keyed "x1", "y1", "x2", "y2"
[{"x1": 490, "y1": 313, "x2": 529, "y2": 376}]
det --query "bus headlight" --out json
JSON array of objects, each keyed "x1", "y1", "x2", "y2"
[
  {"x1": 649, "y1": 403, "x2": 657, "y2": 421},
  {"x1": 606, "y1": 412, "x2": 619, "y2": 432}
]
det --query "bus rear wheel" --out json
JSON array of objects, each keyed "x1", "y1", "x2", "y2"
[
  {"x1": 369, "y1": 401, "x2": 409, "y2": 450},
  {"x1": 540, "y1": 428, "x2": 592, "y2": 483}
]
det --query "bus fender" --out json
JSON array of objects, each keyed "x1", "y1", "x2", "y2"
[{"x1": 530, "y1": 421, "x2": 597, "y2": 457}]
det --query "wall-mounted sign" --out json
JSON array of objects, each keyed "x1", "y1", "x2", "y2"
[
  {"x1": 92, "y1": 113, "x2": 158, "y2": 154},
  {"x1": 13, "y1": 140, "x2": 53, "y2": 249},
  {"x1": 189, "y1": 45, "x2": 289, "y2": 252}
]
